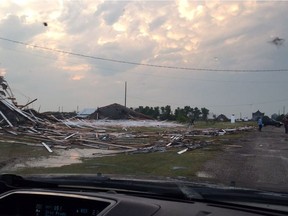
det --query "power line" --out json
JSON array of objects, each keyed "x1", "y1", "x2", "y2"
[
  {"x1": 3, "y1": 45, "x2": 288, "y2": 84},
  {"x1": 3, "y1": 45, "x2": 288, "y2": 83},
  {"x1": 1, "y1": 36, "x2": 288, "y2": 73},
  {"x1": 3, "y1": 46, "x2": 288, "y2": 84},
  {"x1": 2, "y1": 45, "x2": 119, "y2": 72}
]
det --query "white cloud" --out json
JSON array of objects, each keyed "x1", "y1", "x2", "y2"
[{"x1": 0, "y1": 1, "x2": 287, "y2": 116}]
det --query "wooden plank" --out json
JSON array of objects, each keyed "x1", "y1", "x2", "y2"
[
  {"x1": 0, "y1": 110, "x2": 13, "y2": 127},
  {"x1": 5, "y1": 130, "x2": 18, "y2": 135},
  {"x1": 20, "y1": 98, "x2": 37, "y2": 109},
  {"x1": 78, "y1": 139, "x2": 136, "y2": 149},
  {"x1": 42, "y1": 142, "x2": 53, "y2": 153},
  {"x1": 1, "y1": 99, "x2": 36, "y2": 122},
  {"x1": 64, "y1": 132, "x2": 78, "y2": 140},
  {"x1": 177, "y1": 148, "x2": 188, "y2": 155}
]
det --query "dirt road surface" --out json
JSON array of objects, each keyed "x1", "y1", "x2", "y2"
[{"x1": 200, "y1": 126, "x2": 288, "y2": 192}]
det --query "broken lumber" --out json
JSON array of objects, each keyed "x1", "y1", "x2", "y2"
[
  {"x1": 78, "y1": 139, "x2": 136, "y2": 150},
  {"x1": 177, "y1": 148, "x2": 188, "y2": 155},
  {"x1": 64, "y1": 132, "x2": 78, "y2": 140},
  {"x1": 42, "y1": 142, "x2": 53, "y2": 153},
  {"x1": 0, "y1": 110, "x2": 13, "y2": 127}
]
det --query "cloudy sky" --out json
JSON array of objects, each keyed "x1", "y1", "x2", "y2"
[{"x1": 0, "y1": 0, "x2": 287, "y2": 118}]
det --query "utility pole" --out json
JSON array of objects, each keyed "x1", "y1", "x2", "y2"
[{"x1": 124, "y1": 81, "x2": 127, "y2": 108}]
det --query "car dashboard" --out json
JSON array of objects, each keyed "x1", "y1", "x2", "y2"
[{"x1": 0, "y1": 187, "x2": 288, "y2": 216}]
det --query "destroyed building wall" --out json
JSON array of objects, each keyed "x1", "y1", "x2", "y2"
[
  {"x1": 216, "y1": 114, "x2": 229, "y2": 122},
  {"x1": 0, "y1": 101, "x2": 25, "y2": 126},
  {"x1": 252, "y1": 110, "x2": 265, "y2": 121},
  {"x1": 0, "y1": 76, "x2": 40, "y2": 127}
]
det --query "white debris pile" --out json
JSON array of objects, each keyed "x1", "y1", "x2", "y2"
[
  {"x1": 63, "y1": 119, "x2": 183, "y2": 128},
  {"x1": 0, "y1": 76, "x2": 255, "y2": 157}
]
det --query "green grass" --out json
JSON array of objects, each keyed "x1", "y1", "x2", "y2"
[
  {"x1": 0, "y1": 142, "x2": 50, "y2": 161},
  {"x1": 194, "y1": 121, "x2": 256, "y2": 129},
  {"x1": 0, "y1": 142, "x2": 51, "y2": 171},
  {"x1": 16, "y1": 147, "x2": 220, "y2": 179}
]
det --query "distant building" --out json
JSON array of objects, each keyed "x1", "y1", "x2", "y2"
[
  {"x1": 252, "y1": 110, "x2": 264, "y2": 121},
  {"x1": 216, "y1": 114, "x2": 229, "y2": 122},
  {"x1": 231, "y1": 114, "x2": 235, "y2": 123}
]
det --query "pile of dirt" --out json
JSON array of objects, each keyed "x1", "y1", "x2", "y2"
[{"x1": 88, "y1": 103, "x2": 153, "y2": 120}]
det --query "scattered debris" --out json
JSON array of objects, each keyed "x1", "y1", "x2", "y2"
[
  {"x1": 218, "y1": 129, "x2": 226, "y2": 136},
  {"x1": 0, "y1": 76, "x2": 256, "y2": 169}
]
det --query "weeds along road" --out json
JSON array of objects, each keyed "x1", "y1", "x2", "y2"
[{"x1": 201, "y1": 126, "x2": 288, "y2": 191}]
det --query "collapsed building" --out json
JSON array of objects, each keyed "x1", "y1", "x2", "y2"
[
  {"x1": 0, "y1": 76, "x2": 39, "y2": 127},
  {"x1": 0, "y1": 76, "x2": 151, "y2": 128},
  {"x1": 0, "y1": 76, "x2": 255, "y2": 161}
]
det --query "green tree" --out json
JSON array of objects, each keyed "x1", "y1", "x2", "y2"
[
  {"x1": 160, "y1": 105, "x2": 173, "y2": 120},
  {"x1": 174, "y1": 107, "x2": 187, "y2": 122},
  {"x1": 153, "y1": 106, "x2": 160, "y2": 119},
  {"x1": 201, "y1": 107, "x2": 209, "y2": 120},
  {"x1": 193, "y1": 107, "x2": 201, "y2": 120},
  {"x1": 183, "y1": 106, "x2": 192, "y2": 116}
]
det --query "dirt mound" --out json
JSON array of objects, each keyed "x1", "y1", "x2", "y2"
[{"x1": 88, "y1": 103, "x2": 153, "y2": 120}]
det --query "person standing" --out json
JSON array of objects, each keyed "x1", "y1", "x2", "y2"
[
  {"x1": 284, "y1": 115, "x2": 288, "y2": 134},
  {"x1": 258, "y1": 117, "x2": 263, "y2": 132}
]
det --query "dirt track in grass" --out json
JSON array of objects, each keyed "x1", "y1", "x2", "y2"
[{"x1": 199, "y1": 126, "x2": 288, "y2": 192}]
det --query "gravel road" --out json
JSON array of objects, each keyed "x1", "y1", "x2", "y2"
[{"x1": 200, "y1": 126, "x2": 288, "y2": 192}]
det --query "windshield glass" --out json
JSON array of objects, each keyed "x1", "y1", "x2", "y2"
[{"x1": 0, "y1": 0, "x2": 287, "y2": 193}]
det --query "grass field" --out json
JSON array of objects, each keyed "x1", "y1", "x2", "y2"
[
  {"x1": 194, "y1": 121, "x2": 256, "y2": 129},
  {"x1": 0, "y1": 142, "x2": 50, "y2": 160},
  {"x1": 16, "y1": 147, "x2": 220, "y2": 179}
]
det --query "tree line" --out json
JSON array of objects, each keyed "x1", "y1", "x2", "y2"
[{"x1": 133, "y1": 105, "x2": 209, "y2": 122}]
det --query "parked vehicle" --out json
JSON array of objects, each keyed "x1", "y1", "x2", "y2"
[{"x1": 262, "y1": 116, "x2": 283, "y2": 127}]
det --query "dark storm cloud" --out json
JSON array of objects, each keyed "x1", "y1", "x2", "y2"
[
  {"x1": 0, "y1": 15, "x2": 43, "y2": 42},
  {"x1": 149, "y1": 16, "x2": 166, "y2": 31}
]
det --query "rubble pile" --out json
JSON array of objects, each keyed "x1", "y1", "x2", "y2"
[
  {"x1": 0, "y1": 77, "x2": 39, "y2": 127},
  {"x1": 0, "y1": 76, "x2": 255, "y2": 157},
  {"x1": 0, "y1": 114, "x2": 254, "y2": 156}
]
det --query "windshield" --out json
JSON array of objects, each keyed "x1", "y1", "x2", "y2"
[{"x1": 0, "y1": 0, "x2": 287, "y2": 194}]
